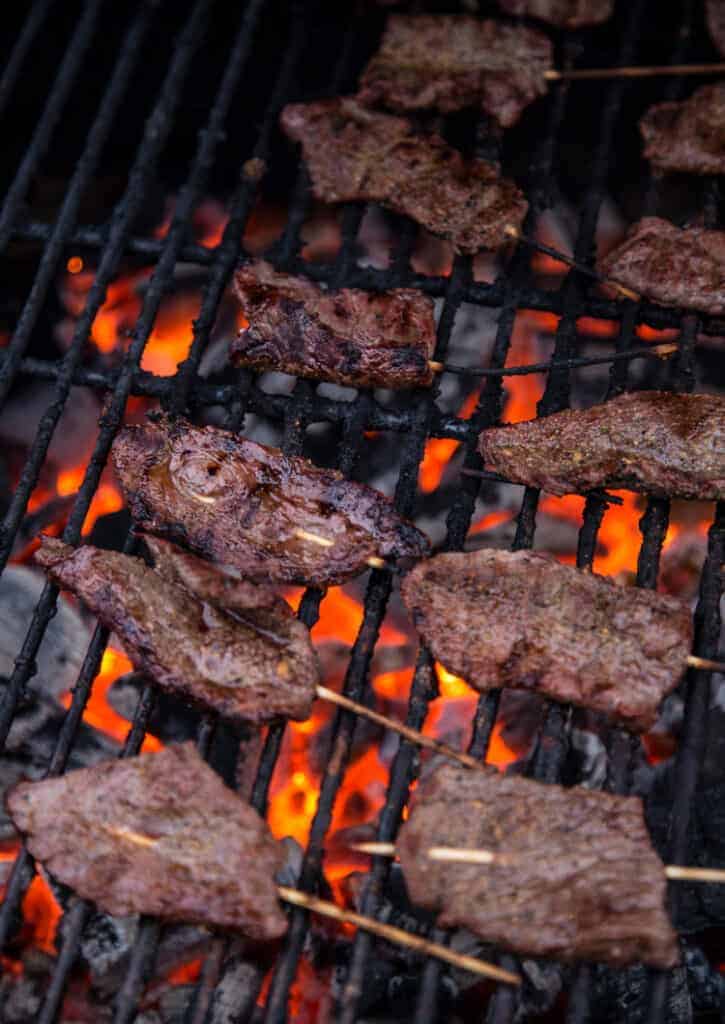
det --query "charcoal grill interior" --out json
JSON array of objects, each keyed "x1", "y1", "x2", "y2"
[{"x1": 0, "y1": 0, "x2": 724, "y2": 1021}]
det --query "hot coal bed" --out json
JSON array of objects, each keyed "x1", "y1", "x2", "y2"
[{"x1": 0, "y1": 1, "x2": 724, "y2": 1022}]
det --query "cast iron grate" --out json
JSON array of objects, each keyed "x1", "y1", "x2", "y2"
[{"x1": 0, "y1": 1, "x2": 722, "y2": 1022}]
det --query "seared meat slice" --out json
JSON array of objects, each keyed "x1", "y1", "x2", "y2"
[
  {"x1": 396, "y1": 764, "x2": 679, "y2": 968},
  {"x1": 598, "y1": 216, "x2": 725, "y2": 314},
  {"x1": 640, "y1": 84, "x2": 725, "y2": 175},
  {"x1": 35, "y1": 537, "x2": 319, "y2": 724},
  {"x1": 478, "y1": 391, "x2": 725, "y2": 500},
  {"x1": 707, "y1": 0, "x2": 725, "y2": 57},
  {"x1": 143, "y1": 535, "x2": 280, "y2": 613},
  {"x1": 230, "y1": 260, "x2": 436, "y2": 390},
  {"x1": 112, "y1": 416, "x2": 429, "y2": 586},
  {"x1": 7, "y1": 743, "x2": 287, "y2": 940},
  {"x1": 496, "y1": 0, "x2": 614, "y2": 27},
  {"x1": 357, "y1": 16, "x2": 552, "y2": 128},
  {"x1": 280, "y1": 98, "x2": 527, "y2": 254},
  {"x1": 400, "y1": 548, "x2": 692, "y2": 731}
]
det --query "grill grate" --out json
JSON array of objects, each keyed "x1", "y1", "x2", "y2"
[{"x1": 0, "y1": 1, "x2": 723, "y2": 1022}]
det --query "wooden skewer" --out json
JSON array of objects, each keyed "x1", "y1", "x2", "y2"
[
  {"x1": 316, "y1": 684, "x2": 482, "y2": 771},
  {"x1": 545, "y1": 62, "x2": 725, "y2": 82},
  {"x1": 292, "y1": 529, "x2": 388, "y2": 571},
  {"x1": 352, "y1": 843, "x2": 725, "y2": 884},
  {"x1": 687, "y1": 655, "x2": 725, "y2": 673},
  {"x1": 276, "y1": 885, "x2": 520, "y2": 984},
  {"x1": 503, "y1": 224, "x2": 639, "y2": 301}
]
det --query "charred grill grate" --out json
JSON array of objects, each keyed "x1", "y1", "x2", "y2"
[{"x1": 0, "y1": 1, "x2": 723, "y2": 1022}]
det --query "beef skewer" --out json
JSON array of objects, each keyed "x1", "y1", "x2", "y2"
[
  {"x1": 401, "y1": 547, "x2": 696, "y2": 732},
  {"x1": 354, "y1": 844, "x2": 725, "y2": 885},
  {"x1": 349, "y1": 765, "x2": 679, "y2": 969},
  {"x1": 478, "y1": 391, "x2": 725, "y2": 501},
  {"x1": 111, "y1": 414, "x2": 430, "y2": 587},
  {"x1": 5, "y1": 745, "x2": 518, "y2": 984},
  {"x1": 496, "y1": 0, "x2": 614, "y2": 26},
  {"x1": 37, "y1": 536, "x2": 481, "y2": 770}
]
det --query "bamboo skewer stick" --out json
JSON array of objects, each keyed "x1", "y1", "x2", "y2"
[
  {"x1": 315, "y1": 684, "x2": 482, "y2": 771},
  {"x1": 351, "y1": 843, "x2": 725, "y2": 883},
  {"x1": 292, "y1": 528, "x2": 387, "y2": 571},
  {"x1": 687, "y1": 655, "x2": 725, "y2": 673},
  {"x1": 545, "y1": 63, "x2": 725, "y2": 82},
  {"x1": 276, "y1": 885, "x2": 520, "y2": 984}
]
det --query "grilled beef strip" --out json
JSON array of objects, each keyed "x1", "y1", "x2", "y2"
[
  {"x1": 230, "y1": 260, "x2": 436, "y2": 390},
  {"x1": 478, "y1": 391, "x2": 725, "y2": 500},
  {"x1": 496, "y1": 0, "x2": 614, "y2": 26},
  {"x1": 640, "y1": 84, "x2": 725, "y2": 175},
  {"x1": 35, "y1": 537, "x2": 319, "y2": 724},
  {"x1": 357, "y1": 16, "x2": 552, "y2": 128},
  {"x1": 707, "y1": 0, "x2": 725, "y2": 57},
  {"x1": 396, "y1": 764, "x2": 679, "y2": 969},
  {"x1": 280, "y1": 98, "x2": 528, "y2": 254},
  {"x1": 112, "y1": 415, "x2": 430, "y2": 586},
  {"x1": 400, "y1": 547, "x2": 693, "y2": 732},
  {"x1": 597, "y1": 216, "x2": 725, "y2": 314},
  {"x1": 7, "y1": 743, "x2": 288, "y2": 940}
]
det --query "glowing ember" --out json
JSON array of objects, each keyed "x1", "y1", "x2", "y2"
[{"x1": 418, "y1": 388, "x2": 480, "y2": 493}]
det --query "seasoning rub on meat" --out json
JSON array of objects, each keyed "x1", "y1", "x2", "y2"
[
  {"x1": 396, "y1": 764, "x2": 679, "y2": 968},
  {"x1": 496, "y1": 0, "x2": 614, "y2": 27},
  {"x1": 401, "y1": 548, "x2": 693, "y2": 732},
  {"x1": 112, "y1": 415, "x2": 430, "y2": 586},
  {"x1": 36, "y1": 537, "x2": 319, "y2": 724},
  {"x1": 280, "y1": 98, "x2": 527, "y2": 254},
  {"x1": 357, "y1": 16, "x2": 552, "y2": 128},
  {"x1": 598, "y1": 217, "x2": 725, "y2": 314},
  {"x1": 640, "y1": 83, "x2": 725, "y2": 175},
  {"x1": 478, "y1": 391, "x2": 725, "y2": 501},
  {"x1": 7, "y1": 744, "x2": 287, "y2": 940},
  {"x1": 231, "y1": 260, "x2": 437, "y2": 390}
]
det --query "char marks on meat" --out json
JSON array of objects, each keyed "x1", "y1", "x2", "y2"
[
  {"x1": 707, "y1": 0, "x2": 725, "y2": 57},
  {"x1": 36, "y1": 537, "x2": 319, "y2": 724},
  {"x1": 280, "y1": 98, "x2": 527, "y2": 254},
  {"x1": 478, "y1": 390, "x2": 725, "y2": 500},
  {"x1": 401, "y1": 548, "x2": 692, "y2": 731},
  {"x1": 357, "y1": 16, "x2": 552, "y2": 128},
  {"x1": 112, "y1": 415, "x2": 430, "y2": 586},
  {"x1": 496, "y1": 0, "x2": 614, "y2": 26},
  {"x1": 640, "y1": 84, "x2": 725, "y2": 175},
  {"x1": 7, "y1": 743, "x2": 287, "y2": 940},
  {"x1": 230, "y1": 260, "x2": 436, "y2": 390},
  {"x1": 598, "y1": 216, "x2": 725, "y2": 314},
  {"x1": 396, "y1": 764, "x2": 679, "y2": 968}
]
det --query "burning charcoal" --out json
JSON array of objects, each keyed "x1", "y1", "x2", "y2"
[
  {"x1": 683, "y1": 943, "x2": 725, "y2": 1012},
  {"x1": 106, "y1": 672, "x2": 197, "y2": 743},
  {"x1": 1, "y1": 564, "x2": 91, "y2": 748},
  {"x1": 465, "y1": 509, "x2": 581, "y2": 556},
  {"x1": 402, "y1": 548, "x2": 693, "y2": 732},
  {"x1": 7, "y1": 744, "x2": 288, "y2": 940},
  {"x1": 589, "y1": 963, "x2": 690, "y2": 1023},
  {"x1": 478, "y1": 391, "x2": 725, "y2": 500},
  {"x1": 230, "y1": 260, "x2": 437, "y2": 390},
  {"x1": 36, "y1": 538, "x2": 319, "y2": 725},
  {"x1": 357, "y1": 16, "x2": 552, "y2": 128},
  {"x1": 496, "y1": 0, "x2": 614, "y2": 26},
  {"x1": 640, "y1": 84, "x2": 725, "y2": 175},
  {"x1": 396, "y1": 764, "x2": 680, "y2": 968},
  {"x1": 707, "y1": 0, "x2": 725, "y2": 57},
  {"x1": 598, "y1": 217, "x2": 725, "y2": 314},
  {"x1": 112, "y1": 415, "x2": 429, "y2": 586},
  {"x1": 80, "y1": 911, "x2": 138, "y2": 995},
  {"x1": 280, "y1": 99, "x2": 528, "y2": 254}
]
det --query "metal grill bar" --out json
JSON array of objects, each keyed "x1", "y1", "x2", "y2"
[{"x1": 0, "y1": 0, "x2": 55, "y2": 120}]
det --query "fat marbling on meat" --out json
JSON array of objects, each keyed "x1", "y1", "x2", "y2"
[
  {"x1": 7, "y1": 743, "x2": 287, "y2": 940},
  {"x1": 478, "y1": 390, "x2": 725, "y2": 500},
  {"x1": 280, "y1": 98, "x2": 527, "y2": 254},
  {"x1": 230, "y1": 260, "x2": 436, "y2": 389},
  {"x1": 112, "y1": 415, "x2": 430, "y2": 586},
  {"x1": 401, "y1": 547, "x2": 693, "y2": 731},
  {"x1": 598, "y1": 216, "x2": 725, "y2": 314},
  {"x1": 357, "y1": 16, "x2": 552, "y2": 128},
  {"x1": 396, "y1": 764, "x2": 679, "y2": 968},
  {"x1": 640, "y1": 84, "x2": 725, "y2": 175},
  {"x1": 36, "y1": 536, "x2": 319, "y2": 724}
]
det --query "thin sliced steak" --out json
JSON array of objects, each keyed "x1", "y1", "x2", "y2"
[{"x1": 640, "y1": 84, "x2": 725, "y2": 175}]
